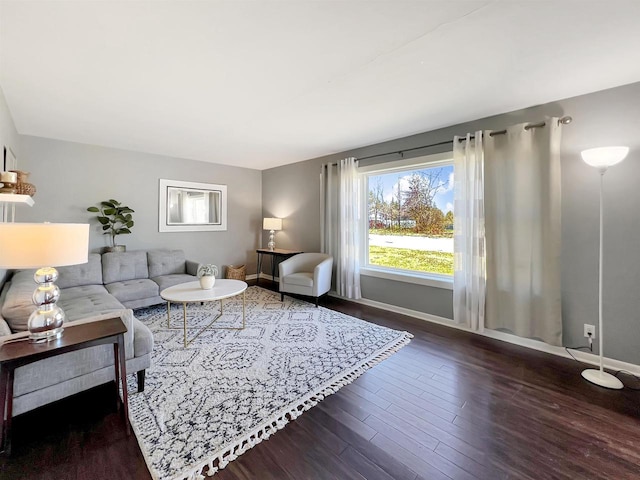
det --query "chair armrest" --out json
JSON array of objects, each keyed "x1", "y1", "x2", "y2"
[
  {"x1": 313, "y1": 257, "x2": 333, "y2": 296},
  {"x1": 186, "y1": 260, "x2": 200, "y2": 276}
]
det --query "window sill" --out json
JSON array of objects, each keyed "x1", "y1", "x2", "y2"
[{"x1": 360, "y1": 266, "x2": 453, "y2": 290}]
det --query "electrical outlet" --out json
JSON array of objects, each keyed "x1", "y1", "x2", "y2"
[{"x1": 584, "y1": 324, "x2": 596, "y2": 339}]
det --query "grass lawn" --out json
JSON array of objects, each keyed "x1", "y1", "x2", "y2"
[
  {"x1": 369, "y1": 245, "x2": 453, "y2": 275},
  {"x1": 369, "y1": 228, "x2": 453, "y2": 239}
]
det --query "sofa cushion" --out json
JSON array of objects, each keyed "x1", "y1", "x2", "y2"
[
  {"x1": 102, "y1": 251, "x2": 149, "y2": 284},
  {"x1": 283, "y1": 272, "x2": 314, "y2": 287},
  {"x1": 0, "y1": 270, "x2": 37, "y2": 332},
  {"x1": 152, "y1": 274, "x2": 196, "y2": 292},
  {"x1": 105, "y1": 279, "x2": 159, "y2": 303},
  {"x1": 61, "y1": 284, "x2": 110, "y2": 301},
  {"x1": 58, "y1": 293, "x2": 125, "y2": 322},
  {"x1": 57, "y1": 253, "x2": 103, "y2": 289},
  {"x1": 147, "y1": 249, "x2": 186, "y2": 277}
]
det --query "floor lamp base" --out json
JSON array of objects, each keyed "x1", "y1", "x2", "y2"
[{"x1": 581, "y1": 368, "x2": 624, "y2": 389}]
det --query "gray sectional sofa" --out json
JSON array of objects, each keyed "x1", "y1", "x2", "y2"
[{"x1": 0, "y1": 249, "x2": 198, "y2": 416}]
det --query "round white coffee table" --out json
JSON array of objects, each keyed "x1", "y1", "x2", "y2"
[{"x1": 160, "y1": 279, "x2": 248, "y2": 347}]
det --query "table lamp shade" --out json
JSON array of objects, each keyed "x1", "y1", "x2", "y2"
[
  {"x1": 263, "y1": 218, "x2": 282, "y2": 231},
  {"x1": 0, "y1": 223, "x2": 89, "y2": 269}
]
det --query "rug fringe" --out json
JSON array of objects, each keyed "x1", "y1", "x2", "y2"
[{"x1": 171, "y1": 330, "x2": 413, "y2": 480}]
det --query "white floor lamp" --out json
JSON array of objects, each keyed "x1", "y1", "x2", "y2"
[{"x1": 580, "y1": 146, "x2": 629, "y2": 389}]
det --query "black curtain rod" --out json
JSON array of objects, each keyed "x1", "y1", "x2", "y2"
[{"x1": 325, "y1": 115, "x2": 573, "y2": 166}]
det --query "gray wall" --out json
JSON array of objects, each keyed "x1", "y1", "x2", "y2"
[
  {"x1": 0, "y1": 85, "x2": 21, "y2": 287},
  {"x1": 263, "y1": 81, "x2": 640, "y2": 365},
  {"x1": 18, "y1": 136, "x2": 263, "y2": 275}
]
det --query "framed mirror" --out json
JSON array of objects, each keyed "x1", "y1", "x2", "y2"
[{"x1": 159, "y1": 179, "x2": 227, "y2": 232}]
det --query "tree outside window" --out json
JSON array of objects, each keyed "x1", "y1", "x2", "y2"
[{"x1": 367, "y1": 163, "x2": 454, "y2": 276}]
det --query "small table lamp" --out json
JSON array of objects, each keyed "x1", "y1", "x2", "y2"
[
  {"x1": 263, "y1": 217, "x2": 282, "y2": 250},
  {"x1": 0, "y1": 223, "x2": 90, "y2": 342}
]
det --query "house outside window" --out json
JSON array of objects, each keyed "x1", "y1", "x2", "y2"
[{"x1": 360, "y1": 152, "x2": 454, "y2": 289}]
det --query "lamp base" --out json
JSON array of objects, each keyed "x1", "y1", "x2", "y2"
[
  {"x1": 29, "y1": 327, "x2": 64, "y2": 343},
  {"x1": 28, "y1": 267, "x2": 66, "y2": 343},
  {"x1": 581, "y1": 368, "x2": 624, "y2": 389},
  {"x1": 268, "y1": 229, "x2": 276, "y2": 250}
]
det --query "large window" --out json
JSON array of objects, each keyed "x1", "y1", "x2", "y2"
[{"x1": 362, "y1": 154, "x2": 454, "y2": 283}]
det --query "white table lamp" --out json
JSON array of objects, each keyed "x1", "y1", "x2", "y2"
[
  {"x1": 580, "y1": 146, "x2": 629, "y2": 389},
  {"x1": 263, "y1": 217, "x2": 282, "y2": 250},
  {"x1": 0, "y1": 223, "x2": 90, "y2": 342}
]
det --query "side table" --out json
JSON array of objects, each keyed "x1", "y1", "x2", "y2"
[
  {"x1": 0, "y1": 317, "x2": 130, "y2": 455},
  {"x1": 256, "y1": 248, "x2": 303, "y2": 288}
]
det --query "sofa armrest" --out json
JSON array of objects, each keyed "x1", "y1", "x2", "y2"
[
  {"x1": 186, "y1": 260, "x2": 200, "y2": 277},
  {"x1": 132, "y1": 317, "x2": 154, "y2": 358},
  {"x1": 313, "y1": 257, "x2": 334, "y2": 296},
  {"x1": 0, "y1": 317, "x2": 11, "y2": 337}
]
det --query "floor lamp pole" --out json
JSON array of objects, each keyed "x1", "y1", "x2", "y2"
[{"x1": 581, "y1": 168, "x2": 623, "y2": 389}]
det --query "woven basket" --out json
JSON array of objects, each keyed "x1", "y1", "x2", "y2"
[
  {"x1": 225, "y1": 264, "x2": 246, "y2": 281},
  {"x1": 15, "y1": 182, "x2": 36, "y2": 196}
]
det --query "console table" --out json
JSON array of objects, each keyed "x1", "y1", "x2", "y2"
[
  {"x1": 256, "y1": 248, "x2": 303, "y2": 288},
  {"x1": 0, "y1": 317, "x2": 129, "y2": 454}
]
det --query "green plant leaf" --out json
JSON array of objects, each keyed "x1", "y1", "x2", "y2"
[{"x1": 89, "y1": 199, "x2": 134, "y2": 237}]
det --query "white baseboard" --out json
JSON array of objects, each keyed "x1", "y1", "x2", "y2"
[
  {"x1": 245, "y1": 273, "x2": 258, "y2": 281},
  {"x1": 329, "y1": 292, "x2": 640, "y2": 377},
  {"x1": 257, "y1": 273, "x2": 279, "y2": 282}
]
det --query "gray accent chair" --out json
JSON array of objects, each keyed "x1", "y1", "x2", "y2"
[{"x1": 279, "y1": 253, "x2": 333, "y2": 306}]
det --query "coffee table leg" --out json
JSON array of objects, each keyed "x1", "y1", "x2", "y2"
[
  {"x1": 167, "y1": 301, "x2": 171, "y2": 328},
  {"x1": 183, "y1": 302, "x2": 187, "y2": 348},
  {"x1": 242, "y1": 290, "x2": 246, "y2": 329}
]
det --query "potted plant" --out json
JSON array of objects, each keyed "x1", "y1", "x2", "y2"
[
  {"x1": 87, "y1": 199, "x2": 135, "y2": 252},
  {"x1": 197, "y1": 264, "x2": 219, "y2": 289}
]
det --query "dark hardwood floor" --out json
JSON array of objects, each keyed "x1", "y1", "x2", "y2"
[{"x1": 2, "y1": 280, "x2": 640, "y2": 480}]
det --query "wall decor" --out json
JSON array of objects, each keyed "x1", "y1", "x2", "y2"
[
  {"x1": 159, "y1": 179, "x2": 227, "y2": 232},
  {"x1": 3, "y1": 146, "x2": 16, "y2": 171}
]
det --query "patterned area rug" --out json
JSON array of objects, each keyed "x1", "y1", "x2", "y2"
[{"x1": 129, "y1": 286, "x2": 412, "y2": 480}]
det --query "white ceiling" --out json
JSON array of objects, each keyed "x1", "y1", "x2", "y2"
[{"x1": 1, "y1": 1, "x2": 640, "y2": 170}]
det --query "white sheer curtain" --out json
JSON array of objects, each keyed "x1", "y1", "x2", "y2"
[
  {"x1": 320, "y1": 157, "x2": 361, "y2": 299},
  {"x1": 484, "y1": 118, "x2": 562, "y2": 346},
  {"x1": 453, "y1": 132, "x2": 486, "y2": 330}
]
